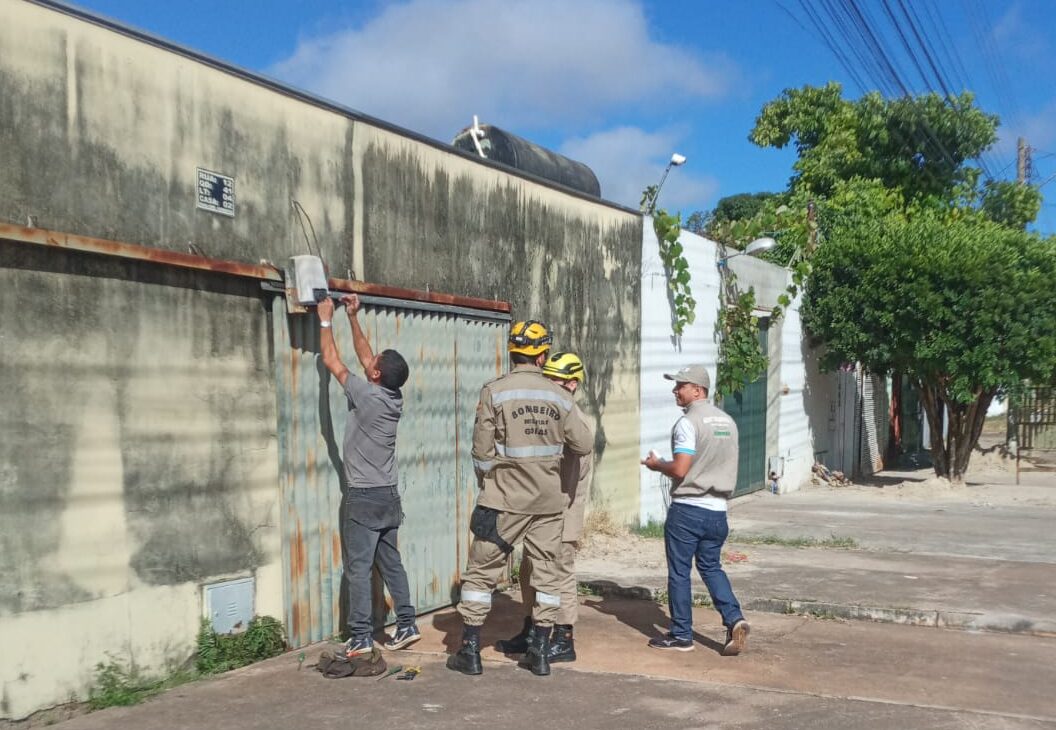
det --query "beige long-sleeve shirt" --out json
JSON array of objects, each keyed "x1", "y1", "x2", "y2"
[{"x1": 472, "y1": 365, "x2": 593, "y2": 514}]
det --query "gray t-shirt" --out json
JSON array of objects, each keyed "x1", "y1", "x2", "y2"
[{"x1": 342, "y1": 374, "x2": 403, "y2": 488}]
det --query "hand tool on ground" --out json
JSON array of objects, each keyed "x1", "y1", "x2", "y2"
[
  {"x1": 396, "y1": 666, "x2": 421, "y2": 680},
  {"x1": 377, "y1": 664, "x2": 403, "y2": 681}
]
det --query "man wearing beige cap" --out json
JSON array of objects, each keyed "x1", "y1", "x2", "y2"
[{"x1": 641, "y1": 364, "x2": 750, "y2": 656}]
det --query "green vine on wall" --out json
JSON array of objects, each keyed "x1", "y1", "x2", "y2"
[
  {"x1": 642, "y1": 185, "x2": 697, "y2": 336},
  {"x1": 716, "y1": 283, "x2": 768, "y2": 398},
  {"x1": 654, "y1": 209, "x2": 696, "y2": 336},
  {"x1": 714, "y1": 205, "x2": 814, "y2": 397},
  {"x1": 641, "y1": 186, "x2": 814, "y2": 391}
]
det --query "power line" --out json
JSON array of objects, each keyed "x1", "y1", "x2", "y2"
[{"x1": 781, "y1": 0, "x2": 1001, "y2": 182}]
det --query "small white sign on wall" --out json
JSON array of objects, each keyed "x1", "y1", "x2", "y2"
[{"x1": 196, "y1": 167, "x2": 235, "y2": 217}]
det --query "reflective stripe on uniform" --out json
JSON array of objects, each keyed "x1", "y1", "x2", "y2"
[
  {"x1": 473, "y1": 458, "x2": 495, "y2": 472},
  {"x1": 495, "y1": 443, "x2": 564, "y2": 459},
  {"x1": 535, "y1": 592, "x2": 561, "y2": 607},
  {"x1": 491, "y1": 389, "x2": 572, "y2": 411},
  {"x1": 461, "y1": 589, "x2": 493, "y2": 605}
]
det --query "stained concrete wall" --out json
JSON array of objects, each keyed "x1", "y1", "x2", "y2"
[
  {"x1": 0, "y1": 243, "x2": 281, "y2": 720},
  {"x1": 639, "y1": 226, "x2": 833, "y2": 523},
  {"x1": 0, "y1": 1, "x2": 641, "y2": 718}
]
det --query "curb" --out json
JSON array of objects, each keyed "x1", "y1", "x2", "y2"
[{"x1": 578, "y1": 580, "x2": 1056, "y2": 638}]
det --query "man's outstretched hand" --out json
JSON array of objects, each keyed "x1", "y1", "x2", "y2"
[{"x1": 341, "y1": 294, "x2": 361, "y2": 316}]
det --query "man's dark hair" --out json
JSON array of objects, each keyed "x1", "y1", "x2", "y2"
[
  {"x1": 510, "y1": 352, "x2": 541, "y2": 365},
  {"x1": 377, "y1": 349, "x2": 409, "y2": 391}
]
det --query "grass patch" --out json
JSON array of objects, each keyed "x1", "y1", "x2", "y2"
[
  {"x1": 84, "y1": 615, "x2": 287, "y2": 713},
  {"x1": 88, "y1": 658, "x2": 196, "y2": 711},
  {"x1": 196, "y1": 616, "x2": 286, "y2": 674},
  {"x1": 729, "y1": 532, "x2": 858, "y2": 549},
  {"x1": 631, "y1": 520, "x2": 665, "y2": 539}
]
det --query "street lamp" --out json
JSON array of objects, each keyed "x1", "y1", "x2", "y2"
[
  {"x1": 717, "y1": 237, "x2": 776, "y2": 268},
  {"x1": 643, "y1": 153, "x2": 687, "y2": 214}
]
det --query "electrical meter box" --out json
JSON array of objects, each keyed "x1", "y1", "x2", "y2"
[{"x1": 289, "y1": 255, "x2": 329, "y2": 305}]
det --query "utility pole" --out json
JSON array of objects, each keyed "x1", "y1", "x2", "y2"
[{"x1": 1017, "y1": 137, "x2": 1032, "y2": 183}]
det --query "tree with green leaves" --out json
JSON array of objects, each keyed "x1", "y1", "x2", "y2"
[
  {"x1": 719, "y1": 82, "x2": 1050, "y2": 479},
  {"x1": 802, "y1": 212, "x2": 1056, "y2": 481}
]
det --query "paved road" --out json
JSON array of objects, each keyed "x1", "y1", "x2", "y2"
[{"x1": 730, "y1": 479, "x2": 1056, "y2": 564}]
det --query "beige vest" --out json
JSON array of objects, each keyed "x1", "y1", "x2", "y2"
[{"x1": 670, "y1": 400, "x2": 739, "y2": 500}]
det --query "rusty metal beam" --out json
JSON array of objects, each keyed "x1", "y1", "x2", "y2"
[
  {"x1": 0, "y1": 223, "x2": 511, "y2": 313},
  {"x1": 327, "y1": 276, "x2": 510, "y2": 313},
  {"x1": 0, "y1": 223, "x2": 282, "y2": 281}
]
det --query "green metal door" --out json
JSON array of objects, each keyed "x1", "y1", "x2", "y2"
[{"x1": 721, "y1": 323, "x2": 768, "y2": 497}]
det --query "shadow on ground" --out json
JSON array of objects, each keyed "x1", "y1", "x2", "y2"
[{"x1": 579, "y1": 582, "x2": 726, "y2": 655}]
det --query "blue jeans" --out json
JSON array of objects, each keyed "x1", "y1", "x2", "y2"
[
  {"x1": 342, "y1": 486, "x2": 416, "y2": 639},
  {"x1": 664, "y1": 502, "x2": 744, "y2": 639}
]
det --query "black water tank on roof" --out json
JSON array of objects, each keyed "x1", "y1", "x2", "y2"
[{"x1": 452, "y1": 124, "x2": 601, "y2": 198}]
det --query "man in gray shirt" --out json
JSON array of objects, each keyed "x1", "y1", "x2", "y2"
[{"x1": 318, "y1": 294, "x2": 420, "y2": 657}]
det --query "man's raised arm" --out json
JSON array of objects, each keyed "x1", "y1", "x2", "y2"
[
  {"x1": 342, "y1": 294, "x2": 375, "y2": 373},
  {"x1": 318, "y1": 297, "x2": 350, "y2": 387}
]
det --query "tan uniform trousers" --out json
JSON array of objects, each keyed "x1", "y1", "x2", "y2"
[
  {"x1": 519, "y1": 541, "x2": 578, "y2": 626},
  {"x1": 458, "y1": 511, "x2": 563, "y2": 627}
]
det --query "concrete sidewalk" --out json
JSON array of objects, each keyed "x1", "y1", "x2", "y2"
[
  {"x1": 579, "y1": 471, "x2": 1056, "y2": 636},
  {"x1": 44, "y1": 597, "x2": 1056, "y2": 729}
]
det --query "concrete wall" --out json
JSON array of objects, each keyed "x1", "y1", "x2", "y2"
[
  {"x1": 639, "y1": 226, "x2": 833, "y2": 524},
  {"x1": 0, "y1": 1, "x2": 642, "y2": 718},
  {"x1": 0, "y1": 245, "x2": 281, "y2": 720}
]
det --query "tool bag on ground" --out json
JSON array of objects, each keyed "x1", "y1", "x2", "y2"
[{"x1": 317, "y1": 647, "x2": 388, "y2": 678}]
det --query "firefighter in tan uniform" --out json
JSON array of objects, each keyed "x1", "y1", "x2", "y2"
[
  {"x1": 497, "y1": 352, "x2": 593, "y2": 664},
  {"x1": 447, "y1": 322, "x2": 594, "y2": 677}
]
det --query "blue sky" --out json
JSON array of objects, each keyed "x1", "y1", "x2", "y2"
[{"x1": 69, "y1": 0, "x2": 1056, "y2": 233}]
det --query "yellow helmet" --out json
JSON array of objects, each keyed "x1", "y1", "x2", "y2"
[
  {"x1": 543, "y1": 351, "x2": 585, "y2": 382},
  {"x1": 508, "y1": 320, "x2": 552, "y2": 356}
]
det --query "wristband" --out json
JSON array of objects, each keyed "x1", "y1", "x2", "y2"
[{"x1": 320, "y1": 321, "x2": 332, "y2": 329}]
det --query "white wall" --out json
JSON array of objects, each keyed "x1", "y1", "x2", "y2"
[
  {"x1": 774, "y1": 301, "x2": 818, "y2": 490},
  {"x1": 639, "y1": 224, "x2": 829, "y2": 524}
]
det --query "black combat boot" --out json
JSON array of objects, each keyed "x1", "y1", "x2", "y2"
[
  {"x1": 495, "y1": 616, "x2": 533, "y2": 654},
  {"x1": 548, "y1": 624, "x2": 576, "y2": 663},
  {"x1": 518, "y1": 624, "x2": 552, "y2": 676},
  {"x1": 446, "y1": 625, "x2": 483, "y2": 675}
]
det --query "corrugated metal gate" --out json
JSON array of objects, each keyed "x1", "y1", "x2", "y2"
[
  {"x1": 857, "y1": 373, "x2": 889, "y2": 477},
  {"x1": 721, "y1": 323, "x2": 768, "y2": 497},
  {"x1": 272, "y1": 295, "x2": 508, "y2": 648}
]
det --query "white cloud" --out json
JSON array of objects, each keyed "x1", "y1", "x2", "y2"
[
  {"x1": 560, "y1": 126, "x2": 718, "y2": 211},
  {"x1": 271, "y1": 0, "x2": 735, "y2": 141},
  {"x1": 992, "y1": 2, "x2": 1049, "y2": 63}
]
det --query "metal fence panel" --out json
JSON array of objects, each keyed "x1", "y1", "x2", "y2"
[{"x1": 272, "y1": 296, "x2": 505, "y2": 648}]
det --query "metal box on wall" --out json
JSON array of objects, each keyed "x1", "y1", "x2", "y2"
[{"x1": 203, "y1": 577, "x2": 255, "y2": 635}]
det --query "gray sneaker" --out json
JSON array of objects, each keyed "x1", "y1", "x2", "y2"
[
  {"x1": 384, "y1": 625, "x2": 421, "y2": 650},
  {"x1": 722, "y1": 620, "x2": 750, "y2": 656}
]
